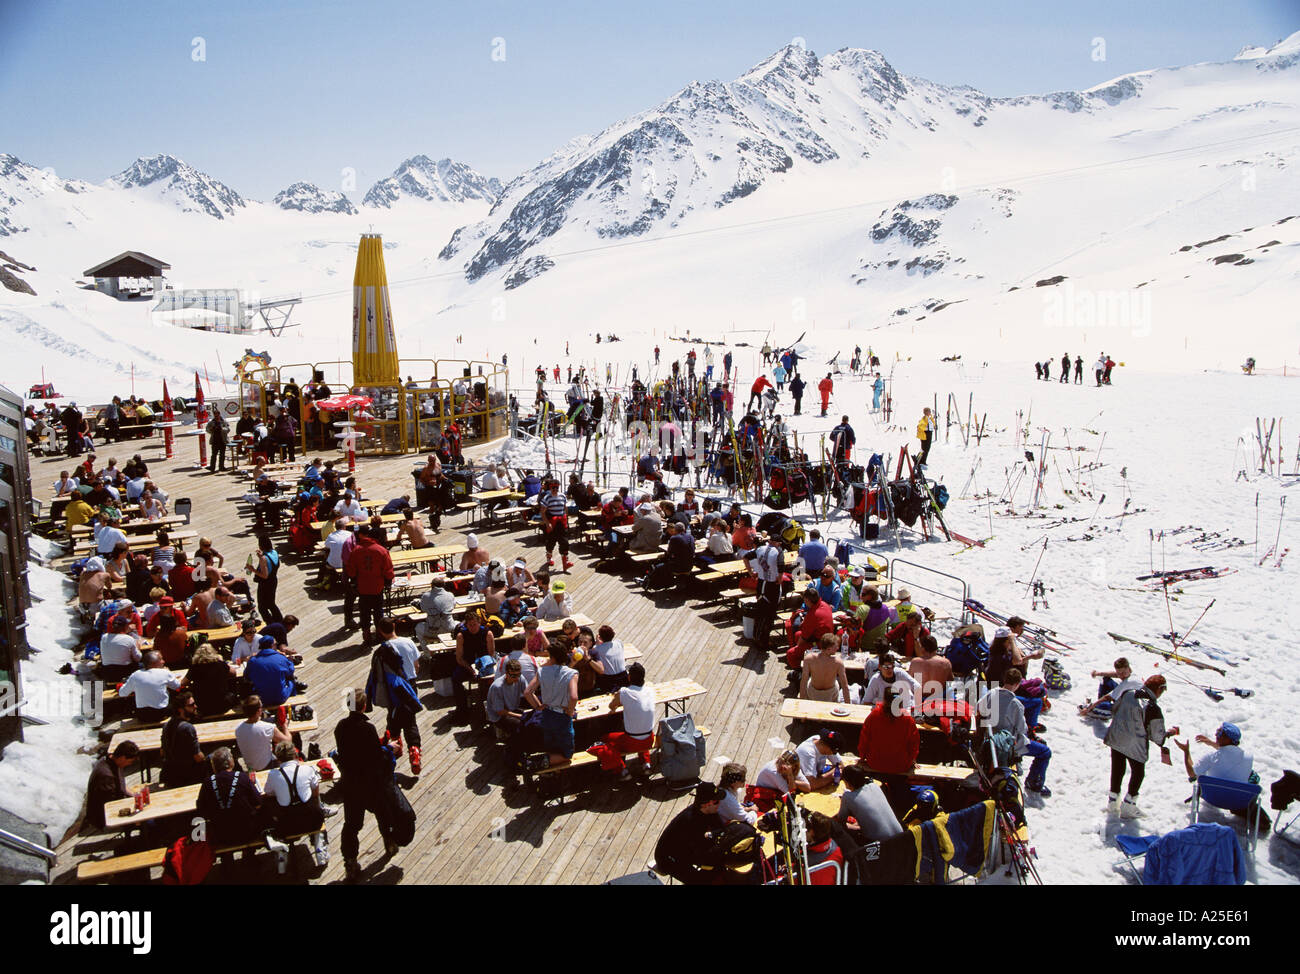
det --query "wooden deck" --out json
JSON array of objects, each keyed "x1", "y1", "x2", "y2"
[{"x1": 43, "y1": 434, "x2": 824, "y2": 886}]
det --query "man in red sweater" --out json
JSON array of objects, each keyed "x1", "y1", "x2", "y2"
[
  {"x1": 346, "y1": 524, "x2": 394, "y2": 644},
  {"x1": 858, "y1": 686, "x2": 919, "y2": 776},
  {"x1": 747, "y1": 375, "x2": 773, "y2": 414},
  {"x1": 785, "y1": 588, "x2": 835, "y2": 669}
]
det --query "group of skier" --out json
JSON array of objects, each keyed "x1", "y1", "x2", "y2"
[{"x1": 1036, "y1": 352, "x2": 1116, "y2": 386}]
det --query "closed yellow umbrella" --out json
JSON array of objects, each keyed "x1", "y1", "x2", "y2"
[{"x1": 352, "y1": 233, "x2": 400, "y2": 386}]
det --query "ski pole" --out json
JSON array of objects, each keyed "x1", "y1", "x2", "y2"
[
  {"x1": 1172, "y1": 598, "x2": 1215, "y2": 650},
  {"x1": 1024, "y1": 538, "x2": 1047, "y2": 598},
  {"x1": 1272, "y1": 496, "x2": 1286, "y2": 561},
  {"x1": 1088, "y1": 492, "x2": 1107, "y2": 525}
]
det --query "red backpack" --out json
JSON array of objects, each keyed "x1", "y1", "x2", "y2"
[{"x1": 161, "y1": 836, "x2": 214, "y2": 885}]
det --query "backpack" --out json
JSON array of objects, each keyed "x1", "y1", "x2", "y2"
[
  {"x1": 658, "y1": 713, "x2": 706, "y2": 787},
  {"x1": 706, "y1": 821, "x2": 762, "y2": 870},
  {"x1": 932, "y1": 484, "x2": 949, "y2": 510},
  {"x1": 945, "y1": 632, "x2": 989, "y2": 679},
  {"x1": 378, "y1": 778, "x2": 417, "y2": 848},
  {"x1": 161, "y1": 836, "x2": 214, "y2": 885}
]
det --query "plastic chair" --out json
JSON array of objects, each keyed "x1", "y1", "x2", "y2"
[
  {"x1": 808, "y1": 857, "x2": 844, "y2": 886},
  {"x1": 1192, "y1": 775, "x2": 1262, "y2": 854},
  {"x1": 173, "y1": 497, "x2": 193, "y2": 525},
  {"x1": 1112, "y1": 833, "x2": 1159, "y2": 884}
]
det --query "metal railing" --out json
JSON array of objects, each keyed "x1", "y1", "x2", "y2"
[{"x1": 887, "y1": 557, "x2": 971, "y2": 623}]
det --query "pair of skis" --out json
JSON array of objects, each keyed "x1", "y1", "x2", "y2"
[{"x1": 1106, "y1": 632, "x2": 1228, "y2": 676}]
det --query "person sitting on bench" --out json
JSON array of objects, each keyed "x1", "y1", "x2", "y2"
[
  {"x1": 834, "y1": 763, "x2": 903, "y2": 843},
  {"x1": 862, "y1": 654, "x2": 920, "y2": 712},
  {"x1": 85, "y1": 741, "x2": 141, "y2": 830},
  {"x1": 653, "y1": 783, "x2": 730, "y2": 885},
  {"x1": 523, "y1": 641, "x2": 579, "y2": 767},
  {"x1": 117, "y1": 651, "x2": 181, "y2": 723},
  {"x1": 785, "y1": 589, "x2": 835, "y2": 669},
  {"x1": 593, "y1": 662, "x2": 655, "y2": 779},
  {"x1": 640, "y1": 521, "x2": 694, "y2": 590},
  {"x1": 486, "y1": 660, "x2": 530, "y2": 763},
  {"x1": 196, "y1": 746, "x2": 265, "y2": 849},
  {"x1": 800, "y1": 633, "x2": 851, "y2": 704},
  {"x1": 262, "y1": 741, "x2": 332, "y2": 869},
  {"x1": 628, "y1": 500, "x2": 663, "y2": 553}
]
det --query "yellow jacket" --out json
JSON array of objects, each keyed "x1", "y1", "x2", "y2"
[
  {"x1": 65, "y1": 498, "x2": 95, "y2": 527},
  {"x1": 916, "y1": 418, "x2": 930, "y2": 441}
]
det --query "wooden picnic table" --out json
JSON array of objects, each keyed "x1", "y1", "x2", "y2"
[
  {"x1": 310, "y1": 511, "x2": 404, "y2": 532},
  {"x1": 700, "y1": 552, "x2": 797, "y2": 578},
  {"x1": 141, "y1": 623, "x2": 243, "y2": 654},
  {"x1": 390, "y1": 544, "x2": 468, "y2": 571},
  {"x1": 71, "y1": 514, "x2": 188, "y2": 537},
  {"x1": 779, "y1": 697, "x2": 943, "y2": 736},
  {"x1": 433, "y1": 612, "x2": 595, "y2": 649},
  {"x1": 573, "y1": 677, "x2": 707, "y2": 722},
  {"x1": 103, "y1": 782, "x2": 207, "y2": 831},
  {"x1": 108, "y1": 714, "x2": 318, "y2": 759},
  {"x1": 72, "y1": 530, "x2": 197, "y2": 555}
]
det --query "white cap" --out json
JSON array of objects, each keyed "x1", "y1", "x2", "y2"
[
  {"x1": 467, "y1": 534, "x2": 479, "y2": 548},
  {"x1": 994, "y1": 626, "x2": 1011, "y2": 639},
  {"x1": 513, "y1": 558, "x2": 526, "y2": 567}
]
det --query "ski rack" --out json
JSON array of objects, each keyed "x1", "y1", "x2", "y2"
[{"x1": 887, "y1": 557, "x2": 972, "y2": 624}]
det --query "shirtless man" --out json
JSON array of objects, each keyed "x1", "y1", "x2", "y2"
[
  {"x1": 800, "y1": 632, "x2": 851, "y2": 704},
  {"x1": 458, "y1": 533, "x2": 490, "y2": 572},
  {"x1": 394, "y1": 508, "x2": 430, "y2": 548}
]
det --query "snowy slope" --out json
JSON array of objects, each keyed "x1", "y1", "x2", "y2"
[{"x1": 2, "y1": 30, "x2": 1299, "y2": 884}]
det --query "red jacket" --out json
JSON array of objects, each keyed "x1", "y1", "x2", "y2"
[
  {"x1": 601, "y1": 497, "x2": 633, "y2": 528},
  {"x1": 818, "y1": 377, "x2": 834, "y2": 399},
  {"x1": 750, "y1": 376, "x2": 772, "y2": 395},
  {"x1": 858, "y1": 702, "x2": 920, "y2": 775},
  {"x1": 797, "y1": 600, "x2": 835, "y2": 646},
  {"x1": 347, "y1": 534, "x2": 394, "y2": 595},
  {"x1": 144, "y1": 604, "x2": 188, "y2": 636}
]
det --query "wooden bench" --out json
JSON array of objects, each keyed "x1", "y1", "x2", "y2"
[
  {"x1": 488, "y1": 505, "x2": 532, "y2": 525},
  {"x1": 105, "y1": 694, "x2": 309, "y2": 732},
  {"x1": 524, "y1": 725, "x2": 713, "y2": 802},
  {"x1": 77, "y1": 829, "x2": 324, "y2": 883}
]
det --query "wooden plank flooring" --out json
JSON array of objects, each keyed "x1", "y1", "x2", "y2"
[{"x1": 44, "y1": 434, "x2": 819, "y2": 885}]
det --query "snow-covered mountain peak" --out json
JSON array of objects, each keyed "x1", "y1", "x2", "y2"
[
  {"x1": 107, "y1": 154, "x2": 246, "y2": 219},
  {"x1": 362, "y1": 156, "x2": 502, "y2": 208},
  {"x1": 1235, "y1": 29, "x2": 1300, "y2": 60},
  {"x1": 272, "y1": 181, "x2": 359, "y2": 215}
]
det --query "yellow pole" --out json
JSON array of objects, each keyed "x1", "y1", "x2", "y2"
[{"x1": 352, "y1": 233, "x2": 400, "y2": 387}]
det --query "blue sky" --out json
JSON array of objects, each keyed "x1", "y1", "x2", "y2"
[{"x1": 2, "y1": 0, "x2": 1295, "y2": 198}]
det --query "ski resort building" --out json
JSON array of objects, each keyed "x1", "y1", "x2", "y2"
[{"x1": 82, "y1": 251, "x2": 170, "y2": 299}]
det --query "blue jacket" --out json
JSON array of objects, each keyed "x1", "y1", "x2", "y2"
[
  {"x1": 365, "y1": 644, "x2": 423, "y2": 716},
  {"x1": 245, "y1": 648, "x2": 295, "y2": 707},
  {"x1": 810, "y1": 578, "x2": 842, "y2": 610},
  {"x1": 1144, "y1": 823, "x2": 1244, "y2": 885}
]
